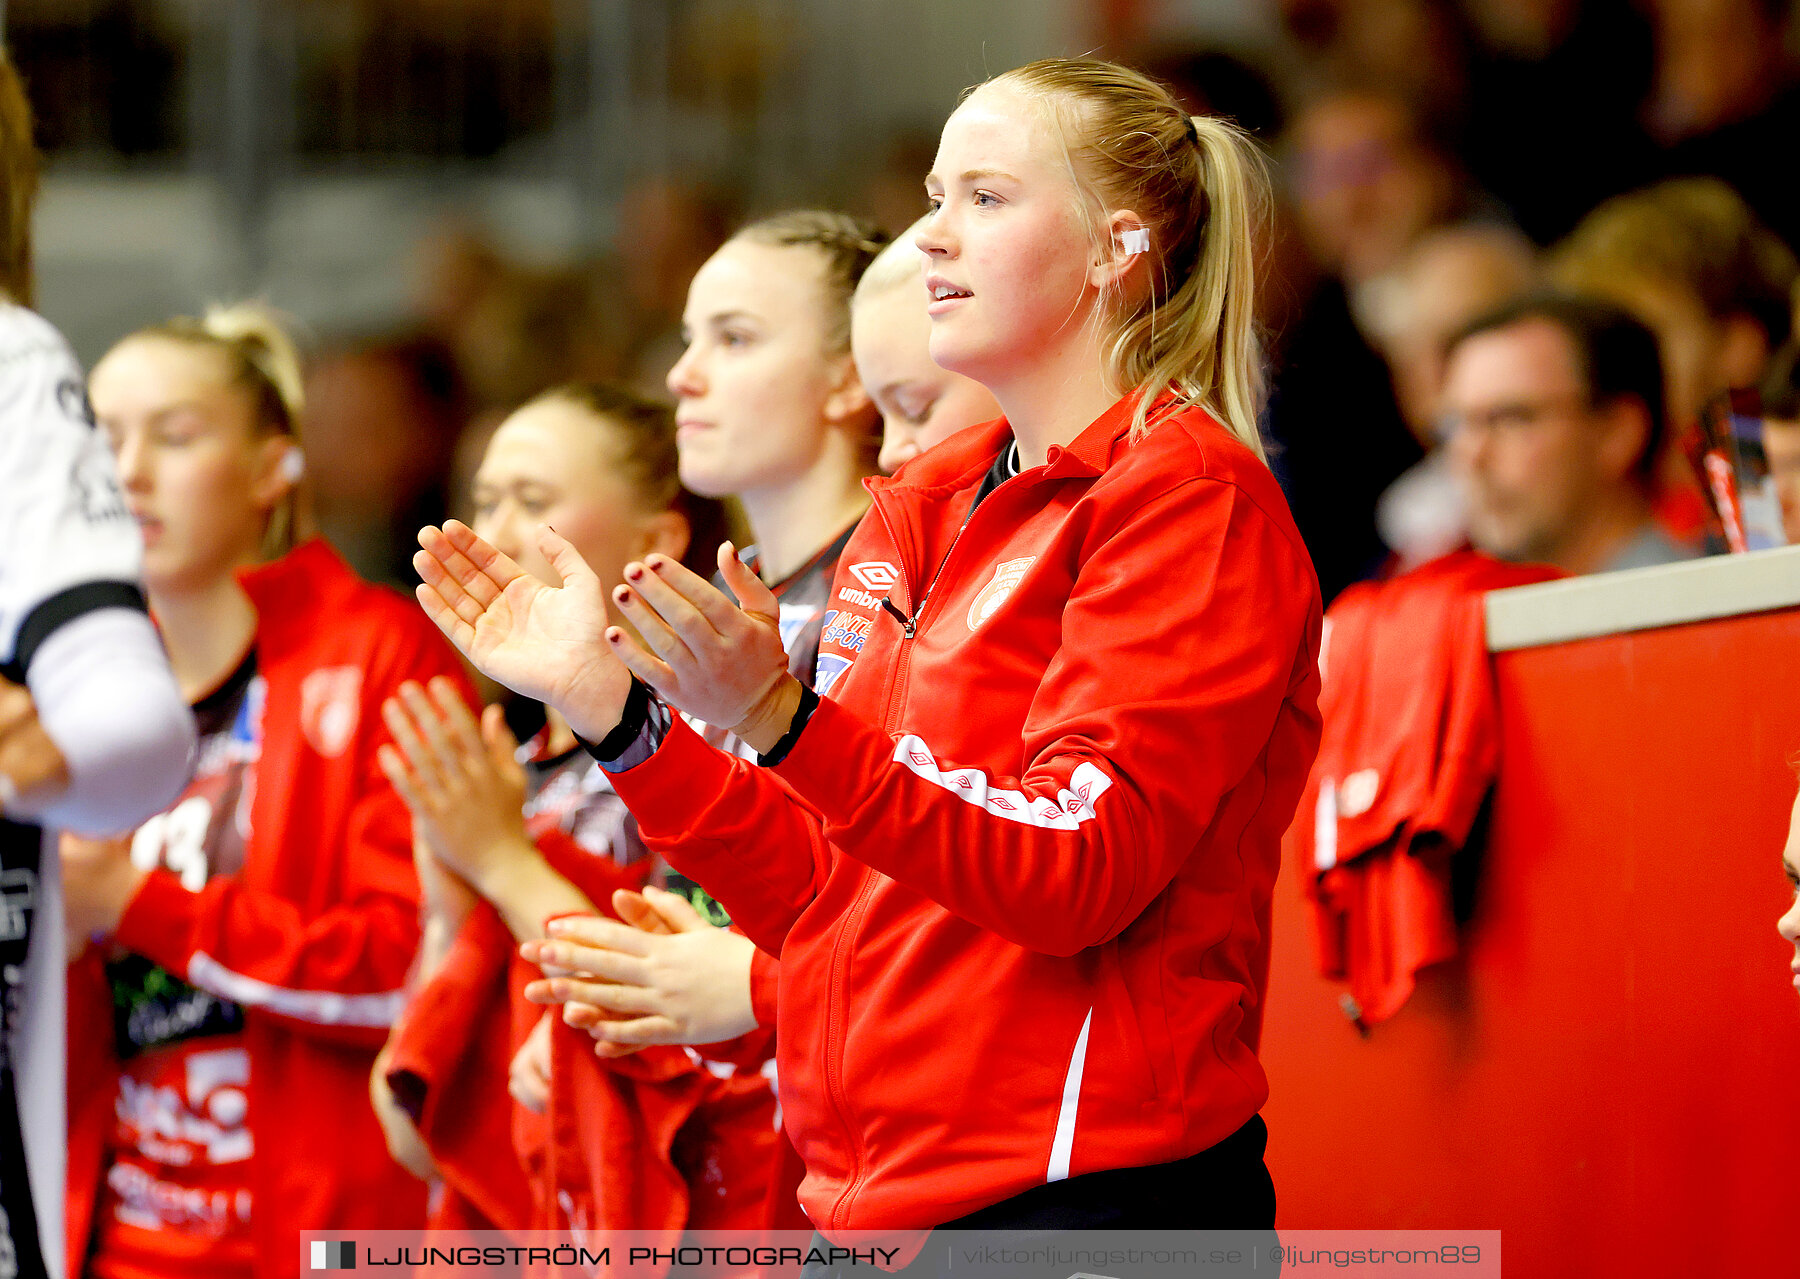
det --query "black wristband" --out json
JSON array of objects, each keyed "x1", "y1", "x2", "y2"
[
  {"x1": 582, "y1": 678, "x2": 669, "y2": 774},
  {"x1": 756, "y1": 684, "x2": 821, "y2": 768}
]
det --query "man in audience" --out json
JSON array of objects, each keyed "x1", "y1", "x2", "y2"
[
  {"x1": 1442, "y1": 294, "x2": 1699, "y2": 575},
  {"x1": 1365, "y1": 223, "x2": 1540, "y2": 569}
]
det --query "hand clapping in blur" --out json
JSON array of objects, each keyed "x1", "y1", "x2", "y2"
[
  {"x1": 377, "y1": 677, "x2": 535, "y2": 901},
  {"x1": 521, "y1": 885, "x2": 758, "y2": 1057}
]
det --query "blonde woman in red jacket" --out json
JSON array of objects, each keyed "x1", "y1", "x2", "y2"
[
  {"x1": 418, "y1": 59, "x2": 1322, "y2": 1236},
  {"x1": 63, "y1": 307, "x2": 468, "y2": 1279}
]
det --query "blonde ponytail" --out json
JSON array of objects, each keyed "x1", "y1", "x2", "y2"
[
  {"x1": 198, "y1": 302, "x2": 307, "y2": 429},
  {"x1": 989, "y1": 59, "x2": 1271, "y2": 460},
  {"x1": 1137, "y1": 115, "x2": 1267, "y2": 456}
]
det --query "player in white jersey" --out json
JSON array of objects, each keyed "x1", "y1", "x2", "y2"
[{"x1": 0, "y1": 48, "x2": 194, "y2": 1279}]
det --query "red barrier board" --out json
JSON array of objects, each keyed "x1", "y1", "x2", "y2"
[{"x1": 1261, "y1": 605, "x2": 1800, "y2": 1275}]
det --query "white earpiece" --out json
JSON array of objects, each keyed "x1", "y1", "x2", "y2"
[
  {"x1": 278, "y1": 447, "x2": 306, "y2": 484},
  {"x1": 1120, "y1": 228, "x2": 1150, "y2": 257}
]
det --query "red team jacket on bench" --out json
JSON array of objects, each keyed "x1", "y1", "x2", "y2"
[
  {"x1": 606, "y1": 397, "x2": 1324, "y2": 1232},
  {"x1": 1288, "y1": 548, "x2": 1563, "y2": 1028}
]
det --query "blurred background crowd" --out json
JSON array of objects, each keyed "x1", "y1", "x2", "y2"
[{"x1": 11, "y1": 0, "x2": 1800, "y2": 598}]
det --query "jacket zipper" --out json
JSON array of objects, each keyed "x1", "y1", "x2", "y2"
[
  {"x1": 821, "y1": 495, "x2": 917, "y2": 1229},
  {"x1": 826, "y1": 462, "x2": 1034, "y2": 1229},
  {"x1": 872, "y1": 497, "x2": 924, "y2": 736},
  {"x1": 878, "y1": 466, "x2": 1028, "y2": 651}
]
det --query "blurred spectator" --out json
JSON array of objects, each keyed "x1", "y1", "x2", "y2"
[
  {"x1": 406, "y1": 179, "x2": 740, "y2": 419},
  {"x1": 1136, "y1": 46, "x2": 1314, "y2": 342},
  {"x1": 1267, "y1": 85, "x2": 1470, "y2": 601},
  {"x1": 451, "y1": 262, "x2": 620, "y2": 410},
  {"x1": 1364, "y1": 223, "x2": 1541, "y2": 440},
  {"x1": 303, "y1": 334, "x2": 468, "y2": 587},
  {"x1": 1756, "y1": 340, "x2": 1800, "y2": 545},
  {"x1": 854, "y1": 132, "x2": 941, "y2": 238},
  {"x1": 1442, "y1": 293, "x2": 1697, "y2": 575},
  {"x1": 408, "y1": 218, "x2": 626, "y2": 414},
  {"x1": 1648, "y1": 0, "x2": 1800, "y2": 251},
  {"x1": 1550, "y1": 177, "x2": 1797, "y2": 429},
  {"x1": 1459, "y1": 0, "x2": 1660, "y2": 243},
  {"x1": 1362, "y1": 223, "x2": 1540, "y2": 567},
  {"x1": 1277, "y1": 0, "x2": 1470, "y2": 122},
  {"x1": 411, "y1": 220, "x2": 509, "y2": 345},
  {"x1": 1137, "y1": 47, "x2": 1287, "y2": 139},
  {"x1": 1284, "y1": 86, "x2": 1464, "y2": 296}
]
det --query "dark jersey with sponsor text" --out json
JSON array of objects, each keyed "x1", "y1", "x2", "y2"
[{"x1": 667, "y1": 521, "x2": 858, "y2": 922}]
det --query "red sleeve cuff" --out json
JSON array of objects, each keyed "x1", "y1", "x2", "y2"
[
  {"x1": 112, "y1": 867, "x2": 198, "y2": 977},
  {"x1": 749, "y1": 947, "x2": 779, "y2": 1029}
]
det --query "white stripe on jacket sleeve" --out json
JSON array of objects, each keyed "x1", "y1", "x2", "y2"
[
  {"x1": 187, "y1": 952, "x2": 406, "y2": 1027},
  {"x1": 890, "y1": 735, "x2": 1114, "y2": 829}
]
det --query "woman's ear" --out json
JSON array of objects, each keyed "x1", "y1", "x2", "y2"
[
  {"x1": 249, "y1": 435, "x2": 302, "y2": 512},
  {"x1": 1090, "y1": 209, "x2": 1151, "y2": 294},
  {"x1": 635, "y1": 510, "x2": 692, "y2": 566},
  {"x1": 821, "y1": 352, "x2": 874, "y2": 426}
]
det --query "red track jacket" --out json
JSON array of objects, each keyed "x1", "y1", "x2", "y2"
[
  {"x1": 1291, "y1": 548, "x2": 1562, "y2": 1027},
  {"x1": 608, "y1": 396, "x2": 1323, "y2": 1231},
  {"x1": 67, "y1": 540, "x2": 469, "y2": 1279}
]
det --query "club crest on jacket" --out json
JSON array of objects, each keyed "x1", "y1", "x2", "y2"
[
  {"x1": 300, "y1": 666, "x2": 362, "y2": 758},
  {"x1": 967, "y1": 556, "x2": 1036, "y2": 631}
]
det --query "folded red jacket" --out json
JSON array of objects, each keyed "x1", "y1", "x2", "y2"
[
  {"x1": 1286, "y1": 549, "x2": 1562, "y2": 1028},
  {"x1": 384, "y1": 902, "x2": 540, "y2": 1233}
]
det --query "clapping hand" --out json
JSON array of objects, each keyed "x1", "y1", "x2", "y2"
[
  {"x1": 606, "y1": 547, "x2": 802, "y2": 752},
  {"x1": 413, "y1": 522, "x2": 633, "y2": 742},
  {"x1": 378, "y1": 678, "x2": 534, "y2": 898}
]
